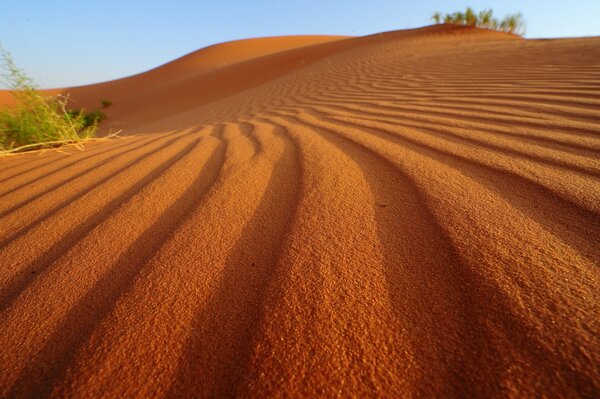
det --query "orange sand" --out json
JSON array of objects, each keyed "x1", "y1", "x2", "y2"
[{"x1": 0, "y1": 25, "x2": 599, "y2": 398}]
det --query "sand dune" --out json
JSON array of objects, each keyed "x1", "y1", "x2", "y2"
[{"x1": 1, "y1": 24, "x2": 599, "y2": 397}]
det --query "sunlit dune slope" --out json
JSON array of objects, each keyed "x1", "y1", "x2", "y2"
[
  {"x1": 0, "y1": 35, "x2": 348, "y2": 111},
  {"x1": 1, "y1": 24, "x2": 599, "y2": 398},
  {"x1": 65, "y1": 25, "x2": 518, "y2": 130}
]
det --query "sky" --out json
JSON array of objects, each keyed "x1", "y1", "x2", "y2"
[{"x1": 1, "y1": 0, "x2": 599, "y2": 88}]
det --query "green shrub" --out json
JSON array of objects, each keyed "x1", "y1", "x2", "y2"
[
  {"x1": 85, "y1": 109, "x2": 107, "y2": 126},
  {"x1": 68, "y1": 108, "x2": 106, "y2": 128},
  {"x1": 431, "y1": 7, "x2": 526, "y2": 36},
  {"x1": 0, "y1": 46, "x2": 100, "y2": 153},
  {"x1": 101, "y1": 99, "x2": 112, "y2": 108}
]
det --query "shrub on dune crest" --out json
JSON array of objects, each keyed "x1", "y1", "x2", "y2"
[
  {"x1": 432, "y1": 7, "x2": 526, "y2": 36},
  {"x1": 0, "y1": 47, "x2": 105, "y2": 154}
]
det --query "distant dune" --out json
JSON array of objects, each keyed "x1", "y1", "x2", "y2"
[{"x1": 0, "y1": 24, "x2": 599, "y2": 398}]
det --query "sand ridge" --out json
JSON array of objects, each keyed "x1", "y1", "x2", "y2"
[{"x1": 0, "y1": 24, "x2": 599, "y2": 397}]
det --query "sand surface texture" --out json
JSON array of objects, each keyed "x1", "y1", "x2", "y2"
[{"x1": 1, "y1": 25, "x2": 599, "y2": 398}]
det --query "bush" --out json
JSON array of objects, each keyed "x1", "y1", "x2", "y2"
[
  {"x1": 68, "y1": 108, "x2": 106, "y2": 128},
  {"x1": 0, "y1": 46, "x2": 100, "y2": 153},
  {"x1": 431, "y1": 7, "x2": 526, "y2": 36},
  {"x1": 101, "y1": 99, "x2": 112, "y2": 108}
]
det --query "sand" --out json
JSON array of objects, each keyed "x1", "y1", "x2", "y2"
[{"x1": 0, "y1": 24, "x2": 599, "y2": 397}]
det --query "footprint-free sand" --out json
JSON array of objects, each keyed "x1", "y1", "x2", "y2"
[{"x1": 1, "y1": 24, "x2": 599, "y2": 397}]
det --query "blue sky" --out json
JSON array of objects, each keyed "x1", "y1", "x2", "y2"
[{"x1": 1, "y1": 0, "x2": 599, "y2": 88}]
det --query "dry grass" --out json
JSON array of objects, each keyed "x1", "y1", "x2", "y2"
[{"x1": 0, "y1": 46, "x2": 114, "y2": 155}]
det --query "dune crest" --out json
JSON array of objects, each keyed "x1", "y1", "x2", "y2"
[{"x1": 1, "y1": 25, "x2": 599, "y2": 397}]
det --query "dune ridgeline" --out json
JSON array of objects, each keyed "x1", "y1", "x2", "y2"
[{"x1": 0, "y1": 24, "x2": 599, "y2": 397}]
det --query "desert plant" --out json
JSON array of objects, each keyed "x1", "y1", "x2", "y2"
[
  {"x1": 464, "y1": 7, "x2": 477, "y2": 26},
  {"x1": 101, "y1": 98, "x2": 112, "y2": 108},
  {"x1": 499, "y1": 13, "x2": 526, "y2": 36},
  {"x1": 85, "y1": 109, "x2": 107, "y2": 126},
  {"x1": 67, "y1": 108, "x2": 106, "y2": 128},
  {"x1": 445, "y1": 11, "x2": 465, "y2": 25},
  {"x1": 431, "y1": 7, "x2": 525, "y2": 36},
  {"x1": 478, "y1": 9, "x2": 496, "y2": 29},
  {"x1": 0, "y1": 46, "x2": 100, "y2": 153}
]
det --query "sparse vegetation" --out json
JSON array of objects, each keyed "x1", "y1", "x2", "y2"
[
  {"x1": 431, "y1": 7, "x2": 526, "y2": 36},
  {"x1": 68, "y1": 108, "x2": 107, "y2": 128},
  {"x1": 101, "y1": 98, "x2": 112, "y2": 108},
  {"x1": 0, "y1": 47, "x2": 107, "y2": 154}
]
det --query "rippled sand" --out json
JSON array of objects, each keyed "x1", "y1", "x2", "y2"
[{"x1": 1, "y1": 25, "x2": 599, "y2": 398}]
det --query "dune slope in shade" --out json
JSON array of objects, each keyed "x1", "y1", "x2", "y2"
[{"x1": 0, "y1": 25, "x2": 599, "y2": 398}]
